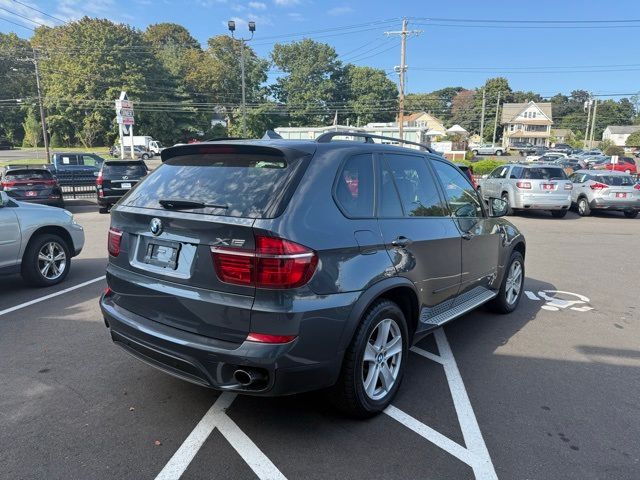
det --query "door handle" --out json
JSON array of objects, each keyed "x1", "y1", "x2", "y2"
[
  {"x1": 461, "y1": 232, "x2": 474, "y2": 241},
  {"x1": 391, "y1": 236, "x2": 412, "y2": 248}
]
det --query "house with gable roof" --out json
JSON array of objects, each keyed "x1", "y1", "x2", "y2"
[{"x1": 501, "y1": 101, "x2": 553, "y2": 149}]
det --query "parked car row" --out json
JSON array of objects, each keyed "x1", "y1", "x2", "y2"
[{"x1": 478, "y1": 163, "x2": 639, "y2": 218}]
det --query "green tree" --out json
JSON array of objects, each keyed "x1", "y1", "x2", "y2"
[
  {"x1": 450, "y1": 89, "x2": 477, "y2": 132},
  {"x1": 625, "y1": 130, "x2": 640, "y2": 147},
  {"x1": 604, "y1": 145, "x2": 624, "y2": 156},
  {"x1": 0, "y1": 32, "x2": 36, "y2": 144},
  {"x1": 21, "y1": 108, "x2": 41, "y2": 147},
  {"x1": 340, "y1": 65, "x2": 397, "y2": 125},
  {"x1": 405, "y1": 87, "x2": 463, "y2": 124},
  {"x1": 271, "y1": 39, "x2": 342, "y2": 125}
]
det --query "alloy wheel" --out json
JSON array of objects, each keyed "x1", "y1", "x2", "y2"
[
  {"x1": 362, "y1": 318, "x2": 403, "y2": 401},
  {"x1": 38, "y1": 241, "x2": 67, "y2": 280},
  {"x1": 505, "y1": 260, "x2": 523, "y2": 305}
]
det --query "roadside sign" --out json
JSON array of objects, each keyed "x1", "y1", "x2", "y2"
[{"x1": 611, "y1": 155, "x2": 618, "y2": 164}]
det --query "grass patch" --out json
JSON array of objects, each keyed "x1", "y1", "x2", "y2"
[{"x1": 0, "y1": 158, "x2": 50, "y2": 167}]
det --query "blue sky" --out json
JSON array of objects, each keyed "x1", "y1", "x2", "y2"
[{"x1": 2, "y1": 0, "x2": 640, "y2": 98}]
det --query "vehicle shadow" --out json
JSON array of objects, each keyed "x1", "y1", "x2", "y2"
[{"x1": 511, "y1": 210, "x2": 581, "y2": 220}]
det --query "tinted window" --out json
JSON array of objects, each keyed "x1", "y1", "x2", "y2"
[
  {"x1": 123, "y1": 153, "x2": 301, "y2": 218},
  {"x1": 104, "y1": 162, "x2": 147, "y2": 177},
  {"x1": 594, "y1": 175, "x2": 634, "y2": 186},
  {"x1": 510, "y1": 166, "x2": 523, "y2": 179},
  {"x1": 378, "y1": 161, "x2": 403, "y2": 217},
  {"x1": 384, "y1": 154, "x2": 445, "y2": 217},
  {"x1": 432, "y1": 161, "x2": 483, "y2": 218},
  {"x1": 490, "y1": 166, "x2": 509, "y2": 179},
  {"x1": 4, "y1": 169, "x2": 53, "y2": 180},
  {"x1": 335, "y1": 154, "x2": 374, "y2": 218},
  {"x1": 522, "y1": 167, "x2": 567, "y2": 180}
]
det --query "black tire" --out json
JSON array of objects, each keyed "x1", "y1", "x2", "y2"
[
  {"x1": 501, "y1": 193, "x2": 513, "y2": 215},
  {"x1": 98, "y1": 205, "x2": 109, "y2": 214},
  {"x1": 551, "y1": 209, "x2": 567, "y2": 218},
  {"x1": 472, "y1": 150, "x2": 479, "y2": 155},
  {"x1": 488, "y1": 250, "x2": 524, "y2": 314},
  {"x1": 495, "y1": 150, "x2": 503, "y2": 156},
  {"x1": 142, "y1": 154, "x2": 149, "y2": 160},
  {"x1": 577, "y1": 196, "x2": 591, "y2": 216},
  {"x1": 623, "y1": 210, "x2": 638, "y2": 219},
  {"x1": 624, "y1": 169, "x2": 631, "y2": 174},
  {"x1": 331, "y1": 299, "x2": 409, "y2": 418},
  {"x1": 21, "y1": 234, "x2": 71, "y2": 287}
]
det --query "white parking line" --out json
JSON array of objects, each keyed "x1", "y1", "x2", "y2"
[
  {"x1": 0, "y1": 275, "x2": 106, "y2": 317},
  {"x1": 155, "y1": 392, "x2": 286, "y2": 480}
]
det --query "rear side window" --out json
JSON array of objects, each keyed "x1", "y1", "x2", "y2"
[
  {"x1": 384, "y1": 154, "x2": 445, "y2": 217},
  {"x1": 4, "y1": 169, "x2": 53, "y2": 180},
  {"x1": 510, "y1": 166, "x2": 523, "y2": 179},
  {"x1": 104, "y1": 162, "x2": 147, "y2": 177},
  {"x1": 59, "y1": 155, "x2": 78, "y2": 165},
  {"x1": 523, "y1": 167, "x2": 567, "y2": 180},
  {"x1": 123, "y1": 152, "x2": 302, "y2": 218},
  {"x1": 335, "y1": 154, "x2": 374, "y2": 218},
  {"x1": 595, "y1": 175, "x2": 634, "y2": 186}
]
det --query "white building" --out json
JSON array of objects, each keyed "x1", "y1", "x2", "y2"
[
  {"x1": 501, "y1": 101, "x2": 553, "y2": 148},
  {"x1": 602, "y1": 125, "x2": 640, "y2": 146}
]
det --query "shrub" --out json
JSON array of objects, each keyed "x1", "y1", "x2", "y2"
[
  {"x1": 604, "y1": 145, "x2": 624, "y2": 156},
  {"x1": 470, "y1": 159, "x2": 507, "y2": 175}
]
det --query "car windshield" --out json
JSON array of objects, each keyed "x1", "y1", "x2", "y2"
[
  {"x1": 594, "y1": 175, "x2": 634, "y2": 186},
  {"x1": 4, "y1": 169, "x2": 53, "y2": 180},
  {"x1": 122, "y1": 152, "x2": 300, "y2": 218},
  {"x1": 522, "y1": 167, "x2": 567, "y2": 180}
]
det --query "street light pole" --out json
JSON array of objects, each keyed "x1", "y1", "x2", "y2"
[{"x1": 228, "y1": 20, "x2": 255, "y2": 138}]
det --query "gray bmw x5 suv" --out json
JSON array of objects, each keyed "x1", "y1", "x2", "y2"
[{"x1": 100, "y1": 133, "x2": 526, "y2": 417}]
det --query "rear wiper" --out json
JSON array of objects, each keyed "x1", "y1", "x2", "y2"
[{"x1": 159, "y1": 199, "x2": 228, "y2": 210}]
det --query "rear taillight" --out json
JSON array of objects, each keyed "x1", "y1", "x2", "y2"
[
  {"x1": 211, "y1": 235, "x2": 318, "y2": 289},
  {"x1": 96, "y1": 172, "x2": 103, "y2": 187},
  {"x1": 634, "y1": 184, "x2": 640, "y2": 190},
  {"x1": 1, "y1": 180, "x2": 15, "y2": 188},
  {"x1": 108, "y1": 227, "x2": 122, "y2": 257},
  {"x1": 516, "y1": 181, "x2": 531, "y2": 189},
  {"x1": 590, "y1": 182, "x2": 608, "y2": 190}
]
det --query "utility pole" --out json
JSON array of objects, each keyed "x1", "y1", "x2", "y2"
[
  {"x1": 385, "y1": 19, "x2": 421, "y2": 140},
  {"x1": 479, "y1": 89, "x2": 486, "y2": 142},
  {"x1": 228, "y1": 20, "x2": 255, "y2": 138},
  {"x1": 492, "y1": 91, "x2": 501, "y2": 146},
  {"x1": 32, "y1": 48, "x2": 50, "y2": 163},
  {"x1": 590, "y1": 98, "x2": 598, "y2": 147},
  {"x1": 584, "y1": 98, "x2": 592, "y2": 149}
]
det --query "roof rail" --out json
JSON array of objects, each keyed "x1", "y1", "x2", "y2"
[{"x1": 315, "y1": 131, "x2": 438, "y2": 154}]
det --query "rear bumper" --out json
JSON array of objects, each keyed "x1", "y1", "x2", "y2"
[
  {"x1": 97, "y1": 193, "x2": 125, "y2": 206},
  {"x1": 512, "y1": 192, "x2": 571, "y2": 210},
  {"x1": 590, "y1": 198, "x2": 640, "y2": 211},
  {"x1": 100, "y1": 287, "x2": 357, "y2": 396}
]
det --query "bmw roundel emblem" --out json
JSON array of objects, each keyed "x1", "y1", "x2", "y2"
[{"x1": 150, "y1": 218, "x2": 163, "y2": 236}]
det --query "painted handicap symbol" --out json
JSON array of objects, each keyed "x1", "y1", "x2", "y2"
[{"x1": 524, "y1": 290, "x2": 594, "y2": 312}]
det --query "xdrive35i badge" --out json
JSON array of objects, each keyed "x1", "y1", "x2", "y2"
[{"x1": 150, "y1": 218, "x2": 163, "y2": 236}]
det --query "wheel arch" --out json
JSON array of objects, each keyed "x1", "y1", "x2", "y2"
[
  {"x1": 338, "y1": 277, "x2": 420, "y2": 355},
  {"x1": 23, "y1": 226, "x2": 74, "y2": 261}
]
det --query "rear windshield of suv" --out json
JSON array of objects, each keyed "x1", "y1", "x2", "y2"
[
  {"x1": 4, "y1": 169, "x2": 53, "y2": 180},
  {"x1": 595, "y1": 175, "x2": 634, "y2": 186},
  {"x1": 521, "y1": 167, "x2": 567, "y2": 180},
  {"x1": 104, "y1": 162, "x2": 147, "y2": 177},
  {"x1": 122, "y1": 153, "x2": 301, "y2": 218}
]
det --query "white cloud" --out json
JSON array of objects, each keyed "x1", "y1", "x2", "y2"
[
  {"x1": 249, "y1": 1, "x2": 267, "y2": 9},
  {"x1": 274, "y1": 0, "x2": 299, "y2": 6},
  {"x1": 221, "y1": 13, "x2": 273, "y2": 30},
  {"x1": 0, "y1": 0, "x2": 56, "y2": 27},
  {"x1": 55, "y1": 0, "x2": 115, "y2": 20},
  {"x1": 328, "y1": 6, "x2": 353, "y2": 16}
]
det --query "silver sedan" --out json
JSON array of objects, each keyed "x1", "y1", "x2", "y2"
[{"x1": 0, "y1": 191, "x2": 85, "y2": 286}]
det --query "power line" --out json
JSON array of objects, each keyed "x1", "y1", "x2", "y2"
[
  {"x1": 0, "y1": 15, "x2": 33, "y2": 31},
  {"x1": 0, "y1": 5, "x2": 49, "y2": 27},
  {"x1": 11, "y1": 0, "x2": 66, "y2": 24}
]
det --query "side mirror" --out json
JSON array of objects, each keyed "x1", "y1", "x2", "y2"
[
  {"x1": 0, "y1": 190, "x2": 9, "y2": 207},
  {"x1": 489, "y1": 197, "x2": 509, "y2": 217}
]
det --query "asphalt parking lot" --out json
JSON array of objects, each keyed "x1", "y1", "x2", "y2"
[{"x1": 1, "y1": 204, "x2": 638, "y2": 480}]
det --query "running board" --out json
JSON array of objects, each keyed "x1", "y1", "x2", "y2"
[{"x1": 419, "y1": 288, "x2": 497, "y2": 327}]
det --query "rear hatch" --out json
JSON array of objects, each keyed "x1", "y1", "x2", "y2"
[
  {"x1": 520, "y1": 166, "x2": 572, "y2": 202},
  {"x1": 1, "y1": 169, "x2": 58, "y2": 200},
  {"x1": 101, "y1": 160, "x2": 147, "y2": 196},
  {"x1": 107, "y1": 143, "x2": 312, "y2": 342},
  {"x1": 591, "y1": 175, "x2": 639, "y2": 202}
]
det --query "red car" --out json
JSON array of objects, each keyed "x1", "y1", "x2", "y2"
[
  {"x1": 595, "y1": 157, "x2": 638, "y2": 175},
  {"x1": 456, "y1": 164, "x2": 478, "y2": 189}
]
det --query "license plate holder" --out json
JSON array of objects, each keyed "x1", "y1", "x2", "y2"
[
  {"x1": 26, "y1": 190, "x2": 37, "y2": 197},
  {"x1": 616, "y1": 192, "x2": 627, "y2": 198},
  {"x1": 144, "y1": 240, "x2": 180, "y2": 269},
  {"x1": 542, "y1": 184, "x2": 554, "y2": 191},
  {"x1": 121, "y1": 182, "x2": 132, "y2": 189}
]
